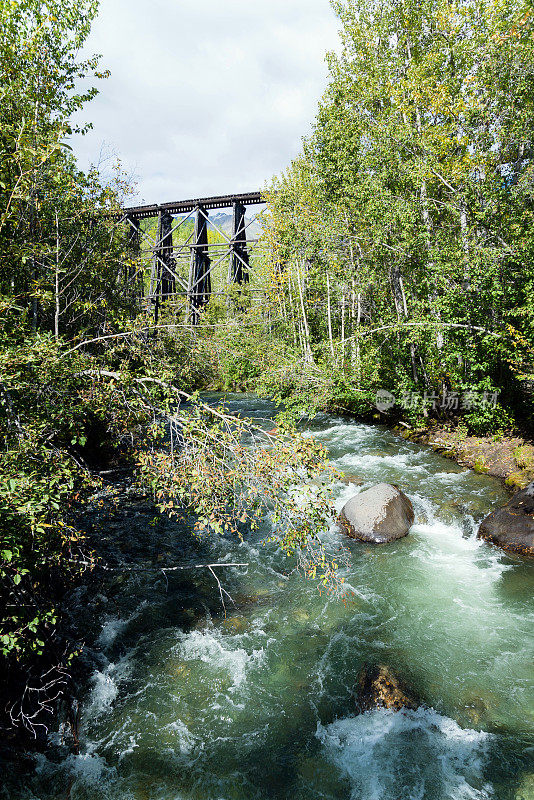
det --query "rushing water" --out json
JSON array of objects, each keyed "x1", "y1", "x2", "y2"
[{"x1": 6, "y1": 395, "x2": 534, "y2": 800}]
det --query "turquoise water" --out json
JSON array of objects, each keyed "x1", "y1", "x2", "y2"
[{"x1": 7, "y1": 395, "x2": 534, "y2": 800}]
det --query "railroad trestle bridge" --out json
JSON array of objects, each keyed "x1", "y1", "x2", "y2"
[{"x1": 113, "y1": 191, "x2": 266, "y2": 325}]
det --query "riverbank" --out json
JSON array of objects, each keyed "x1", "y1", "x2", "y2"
[{"x1": 394, "y1": 423, "x2": 534, "y2": 490}]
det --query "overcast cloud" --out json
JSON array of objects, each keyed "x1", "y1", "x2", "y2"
[{"x1": 71, "y1": 0, "x2": 340, "y2": 205}]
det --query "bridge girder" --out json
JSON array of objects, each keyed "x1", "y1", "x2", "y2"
[{"x1": 115, "y1": 191, "x2": 265, "y2": 221}]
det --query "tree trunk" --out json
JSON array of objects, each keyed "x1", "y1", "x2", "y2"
[
  {"x1": 341, "y1": 284, "x2": 346, "y2": 367},
  {"x1": 296, "y1": 261, "x2": 313, "y2": 363},
  {"x1": 287, "y1": 271, "x2": 299, "y2": 350},
  {"x1": 326, "y1": 273, "x2": 335, "y2": 361},
  {"x1": 54, "y1": 211, "x2": 60, "y2": 341}
]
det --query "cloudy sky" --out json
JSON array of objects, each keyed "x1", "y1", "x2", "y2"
[{"x1": 71, "y1": 0, "x2": 340, "y2": 206}]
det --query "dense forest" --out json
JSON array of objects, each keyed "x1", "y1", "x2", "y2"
[
  {"x1": 1, "y1": 0, "x2": 533, "y2": 753},
  {"x1": 263, "y1": 0, "x2": 534, "y2": 434}
]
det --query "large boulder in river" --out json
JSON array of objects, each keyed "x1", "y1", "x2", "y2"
[
  {"x1": 356, "y1": 664, "x2": 419, "y2": 713},
  {"x1": 477, "y1": 482, "x2": 534, "y2": 555},
  {"x1": 339, "y1": 483, "x2": 414, "y2": 543}
]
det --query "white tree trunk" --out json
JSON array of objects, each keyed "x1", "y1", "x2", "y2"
[
  {"x1": 340, "y1": 284, "x2": 346, "y2": 367},
  {"x1": 296, "y1": 261, "x2": 313, "y2": 363},
  {"x1": 326, "y1": 273, "x2": 335, "y2": 361},
  {"x1": 54, "y1": 211, "x2": 60, "y2": 341}
]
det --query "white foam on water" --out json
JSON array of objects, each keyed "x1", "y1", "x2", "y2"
[
  {"x1": 316, "y1": 707, "x2": 492, "y2": 800},
  {"x1": 304, "y1": 422, "x2": 377, "y2": 442},
  {"x1": 117, "y1": 733, "x2": 140, "y2": 760},
  {"x1": 68, "y1": 752, "x2": 113, "y2": 782},
  {"x1": 410, "y1": 493, "x2": 438, "y2": 525},
  {"x1": 175, "y1": 628, "x2": 265, "y2": 691},
  {"x1": 410, "y1": 520, "x2": 509, "y2": 581},
  {"x1": 165, "y1": 718, "x2": 198, "y2": 754},
  {"x1": 96, "y1": 602, "x2": 147, "y2": 649},
  {"x1": 33, "y1": 751, "x2": 131, "y2": 800},
  {"x1": 431, "y1": 469, "x2": 472, "y2": 484},
  {"x1": 85, "y1": 654, "x2": 132, "y2": 719},
  {"x1": 337, "y1": 451, "x2": 431, "y2": 476},
  {"x1": 402, "y1": 519, "x2": 516, "y2": 659}
]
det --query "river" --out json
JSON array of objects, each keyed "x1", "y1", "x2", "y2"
[{"x1": 6, "y1": 394, "x2": 534, "y2": 800}]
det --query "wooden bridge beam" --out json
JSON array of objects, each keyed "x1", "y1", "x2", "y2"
[
  {"x1": 149, "y1": 210, "x2": 176, "y2": 323},
  {"x1": 126, "y1": 214, "x2": 141, "y2": 249},
  {"x1": 229, "y1": 200, "x2": 250, "y2": 285},
  {"x1": 189, "y1": 206, "x2": 211, "y2": 325},
  {"x1": 125, "y1": 215, "x2": 144, "y2": 302},
  {"x1": 159, "y1": 210, "x2": 176, "y2": 302}
]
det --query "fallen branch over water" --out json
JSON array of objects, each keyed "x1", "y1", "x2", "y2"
[
  {"x1": 78, "y1": 561, "x2": 248, "y2": 573},
  {"x1": 74, "y1": 368, "x2": 277, "y2": 441},
  {"x1": 78, "y1": 560, "x2": 249, "y2": 617}
]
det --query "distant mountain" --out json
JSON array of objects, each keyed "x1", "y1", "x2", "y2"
[
  {"x1": 209, "y1": 212, "x2": 263, "y2": 240},
  {"x1": 175, "y1": 211, "x2": 263, "y2": 240}
]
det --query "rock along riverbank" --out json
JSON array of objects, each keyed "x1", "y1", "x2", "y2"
[{"x1": 394, "y1": 424, "x2": 534, "y2": 491}]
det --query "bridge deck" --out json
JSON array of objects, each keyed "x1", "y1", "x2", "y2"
[{"x1": 118, "y1": 191, "x2": 265, "y2": 220}]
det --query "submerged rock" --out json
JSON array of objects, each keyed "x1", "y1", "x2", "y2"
[
  {"x1": 232, "y1": 591, "x2": 271, "y2": 608},
  {"x1": 477, "y1": 482, "x2": 534, "y2": 555},
  {"x1": 339, "y1": 483, "x2": 414, "y2": 543},
  {"x1": 222, "y1": 615, "x2": 250, "y2": 633},
  {"x1": 356, "y1": 664, "x2": 419, "y2": 713},
  {"x1": 460, "y1": 691, "x2": 490, "y2": 727},
  {"x1": 340, "y1": 471, "x2": 364, "y2": 486}
]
